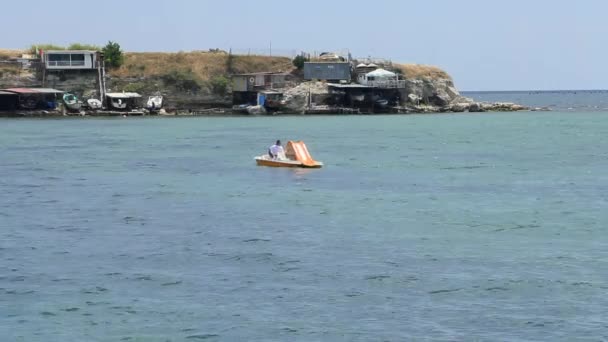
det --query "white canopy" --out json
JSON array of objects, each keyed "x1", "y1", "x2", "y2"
[
  {"x1": 366, "y1": 68, "x2": 396, "y2": 78},
  {"x1": 356, "y1": 63, "x2": 368, "y2": 68},
  {"x1": 106, "y1": 92, "x2": 142, "y2": 99}
]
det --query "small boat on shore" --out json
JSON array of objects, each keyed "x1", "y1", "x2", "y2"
[
  {"x1": 87, "y1": 99, "x2": 103, "y2": 110},
  {"x1": 255, "y1": 140, "x2": 323, "y2": 168},
  {"x1": 146, "y1": 95, "x2": 163, "y2": 110},
  {"x1": 63, "y1": 93, "x2": 82, "y2": 111}
]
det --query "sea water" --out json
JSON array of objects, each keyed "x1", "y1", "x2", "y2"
[{"x1": 1, "y1": 111, "x2": 607, "y2": 341}]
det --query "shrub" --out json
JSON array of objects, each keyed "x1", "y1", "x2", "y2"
[
  {"x1": 292, "y1": 55, "x2": 309, "y2": 70},
  {"x1": 209, "y1": 75, "x2": 229, "y2": 96},
  {"x1": 103, "y1": 41, "x2": 124, "y2": 68},
  {"x1": 68, "y1": 43, "x2": 100, "y2": 51}
]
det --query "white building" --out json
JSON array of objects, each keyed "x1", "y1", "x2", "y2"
[
  {"x1": 357, "y1": 68, "x2": 405, "y2": 88},
  {"x1": 44, "y1": 50, "x2": 98, "y2": 70}
]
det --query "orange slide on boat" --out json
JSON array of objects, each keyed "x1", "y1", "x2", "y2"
[{"x1": 255, "y1": 140, "x2": 323, "y2": 168}]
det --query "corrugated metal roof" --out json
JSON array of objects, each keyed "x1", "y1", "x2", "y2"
[
  {"x1": 328, "y1": 83, "x2": 371, "y2": 89},
  {"x1": 32, "y1": 88, "x2": 64, "y2": 94},
  {"x1": 233, "y1": 72, "x2": 290, "y2": 76},
  {"x1": 106, "y1": 92, "x2": 142, "y2": 99},
  {"x1": 1, "y1": 88, "x2": 64, "y2": 94},
  {"x1": 2, "y1": 88, "x2": 40, "y2": 94}
]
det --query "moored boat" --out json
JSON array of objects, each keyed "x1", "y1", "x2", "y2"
[
  {"x1": 255, "y1": 140, "x2": 323, "y2": 168},
  {"x1": 87, "y1": 98, "x2": 103, "y2": 110},
  {"x1": 63, "y1": 93, "x2": 82, "y2": 111}
]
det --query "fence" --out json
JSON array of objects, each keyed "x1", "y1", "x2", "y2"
[
  {"x1": 228, "y1": 48, "x2": 352, "y2": 60},
  {"x1": 366, "y1": 79, "x2": 406, "y2": 89},
  {"x1": 229, "y1": 48, "x2": 299, "y2": 58}
]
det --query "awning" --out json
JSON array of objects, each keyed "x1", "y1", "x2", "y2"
[
  {"x1": 366, "y1": 68, "x2": 396, "y2": 78},
  {"x1": 0, "y1": 90, "x2": 18, "y2": 96},
  {"x1": 106, "y1": 92, "x2": 142, "y2": 99},
  {"x1": 2, "y1": 88, "x2": 40, "y2": 94},
  {"x1": 1, "y1": 88, "x2": 64, "y2": 94},
  {"x1": 34, "y1": 88, "x2": 65, "y2": 94}
]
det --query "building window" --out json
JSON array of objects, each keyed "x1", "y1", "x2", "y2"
[
  {"x1": 71, "y1": 54, "x2": 85, "y2": 66},
  {"x1": 48, "y1": 54, "x2": 71, "y2": 66}
]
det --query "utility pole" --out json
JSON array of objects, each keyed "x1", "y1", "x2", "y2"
[{"x1": 269, "y1": 41, "x2": 272, "y2": 57}]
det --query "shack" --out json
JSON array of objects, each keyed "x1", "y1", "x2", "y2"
[
  {"x1": 328, "y1": 83, "x2": 401, "y2": 113},
  {"x1": 106, "y1": 92, "x2": 142, "y2": 111},
  {"x1": 1, "y1": 88, "x2": 64, "y2": 109},
  {"x1": 0, "y1": 91, "x2": 18, "y2": 110},
  {"x1": 303, "y1": 62, "x2": 352, "y2": 82},
  {"x1": 357, "y1": 68, "x2": 405, "y2": 88},
  {"x1": 232, "y1": 72, "x2": 290, "y2": 92},
  {"x1": 232, "y1": 72, "x2": 290, "y2": 106},
  {"x1": 257, "y1": 90, "x2": 283, "y2": 110},
  {"x1": 44, "y1": 50, "x2": 98, "y2": 70}
]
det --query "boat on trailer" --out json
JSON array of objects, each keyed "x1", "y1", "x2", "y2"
[{"x1": 255, "y1": 140, "x2": 323, "y2": 168}]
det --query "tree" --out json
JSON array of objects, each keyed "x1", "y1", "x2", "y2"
[
  {"x1": 102, "y1": 41, "x2": 124, "y2": 68},
  {"x1": 292, "y1": 55, "x2": 309, "y2": 70}
]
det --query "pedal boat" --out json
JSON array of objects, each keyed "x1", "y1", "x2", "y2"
[{"x1": 255, "y1": 140, "x2": 323, "y2": 168}]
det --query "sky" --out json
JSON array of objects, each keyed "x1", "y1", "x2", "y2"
[{"x1": 1, "y1": 0, "x2": 606, "y2": 91}]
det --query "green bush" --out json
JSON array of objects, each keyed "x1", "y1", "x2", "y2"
[
  {"x1": 292, "y1": 55, "x2": 309, "y2": 70},
  {"x1": 102, "y1": 41, "x2": 124, "y2": 68},
  {"x1": 209, "y1": 75, "x2": 229, "y2": 96}
]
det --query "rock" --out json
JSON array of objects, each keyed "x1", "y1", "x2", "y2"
[
  {"x1": 510, "y1": 104, "x2": 528, "y2": 111},
  {"x1": 432, "y1": 91, "x2": 452, "y2": 106},
  {"x1": 445, "y1": 86, "x2": 460, "y2": 99},
  {"x1": 408, "y1": 94, "x2": 421, "y2": 104},
  {"x1": 468, "y1": 102, "x2": 484, "y2": 112},
  {"x1": 480, "y1": 102, "x2": 529, "y2": 112},
  {"x1": 246, "y1": 105, "x2": 266, "y2": 115},
  {"x1": 531, "y1": 107, "x2": 551, "y2": 111},
  {"x1": 281, "y1": 81, "x2": 329, "y2": 112},
  {"x1": 451, "y1": 96, "x2": 475, "y2": 104},
  {"x1": 450, "y1": 103, "x2": 470, "y2": 112}
]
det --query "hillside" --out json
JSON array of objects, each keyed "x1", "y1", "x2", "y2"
[{"x1": 111, "y1": 52, "x2": 294, "y2": 80}]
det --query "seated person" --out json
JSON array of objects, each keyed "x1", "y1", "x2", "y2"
[{"x1": 268, "y1": 140, "x2": 285, "y2": 160}]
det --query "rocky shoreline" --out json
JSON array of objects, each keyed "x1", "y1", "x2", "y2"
[
  {"x1": 0, "y1": 50, "x2": 535, "y2": 117},
  {"x1": 0, "y1": 100, "x2": 538, "y2": 118}
]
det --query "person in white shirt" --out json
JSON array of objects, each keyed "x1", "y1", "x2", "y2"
[{"x1": 268, "y1": 140, "x2": 285, "y2": 160}]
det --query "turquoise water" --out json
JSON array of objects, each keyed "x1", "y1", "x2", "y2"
[{"x1": 1, "y1": 113, "x2": 608, "y2": 341}]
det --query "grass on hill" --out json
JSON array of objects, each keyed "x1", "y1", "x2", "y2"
[
  {"x1": 0, "y1": 49, "x2": 23, "y2": 60},
  {"x1": 27, "y1": 43, "x2": 101, "y2": 54},
  {"x1": 395, "y1": 63, "x2": 451, "y2": 80},
  {"x1": 111, "y1": 51, "x2": 294, "y2": 80}
]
